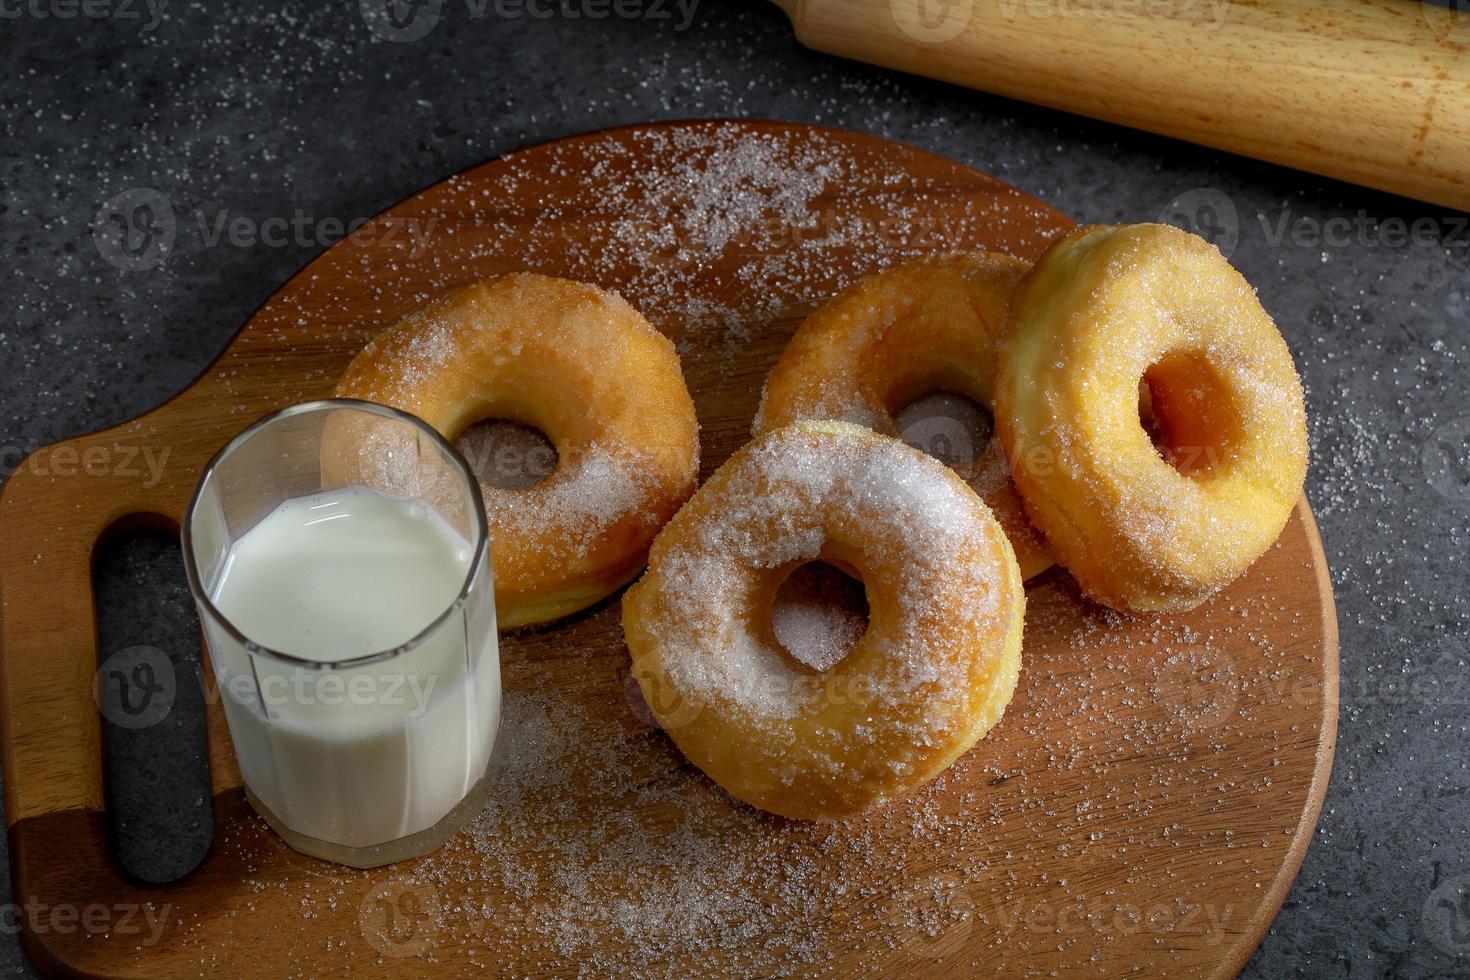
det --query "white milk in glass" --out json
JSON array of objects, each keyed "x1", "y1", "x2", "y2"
[{"x1": 207, "y1": 486, "x2": 500, "y2": 848}]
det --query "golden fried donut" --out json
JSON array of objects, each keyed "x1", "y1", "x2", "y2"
[
  {"x1": 622, "y1": 421, "x2": 1024, "y2": 820},
  {"x1": 996, "y1": 224, "x2": 1308, "y2": 613},
  {"x1": 335, "y1": 274, "x2": 700, "y2": 628},
  {"x1": 753, "y1": 252, "x2": 1052, "y2": 579}
]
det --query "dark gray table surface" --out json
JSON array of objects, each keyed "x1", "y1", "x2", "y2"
[{"x1": 2, "y1": 2, "x2": 1468, "y2": 977}]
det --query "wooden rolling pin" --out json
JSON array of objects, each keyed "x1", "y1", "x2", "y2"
[{"x1": 770, "y1": 0, "x2": 1470, "y2": 212}]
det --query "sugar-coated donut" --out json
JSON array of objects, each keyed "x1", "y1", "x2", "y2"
[
  {"x1": 335, "y1": 274, "x2": 700, "y2": 629},
  {"x1": 996, "y1": 224, "x2": 1308, "y2": 613},
  {"x1": 622, "y1": 421, "x2": 1024, "y2": 820},
  {"x1": 753, "y1": 252, "x2": 1052, "y2": 579}
]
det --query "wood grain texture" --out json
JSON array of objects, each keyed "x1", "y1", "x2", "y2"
[
  {"x1": 774, "y1": 0, "x2": 1470, "y2": 211},
  {"x1": 0, "y1": 121, "x2": 1337, "y2": 977}
]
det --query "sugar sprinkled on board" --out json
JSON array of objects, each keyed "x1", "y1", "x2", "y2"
[
  {"x1": 301, "y1": 121, "x2": 1064, "y2": 372},
  {"x1": 157, "y1": 557, "x2": 1321, "y2": 976}
]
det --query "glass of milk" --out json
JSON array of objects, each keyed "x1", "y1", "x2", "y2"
[{"x1": 182, "y1": 400, "x2": 500, "y2": 868}]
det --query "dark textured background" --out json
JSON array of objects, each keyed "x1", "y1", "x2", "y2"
[{"x1": 2, "y1": 1, "x2": 1469, "y2": 976}]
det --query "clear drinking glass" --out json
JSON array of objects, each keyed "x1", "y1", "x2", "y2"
[{"x1": 182, "y1": 400, "x2": 501, "y2": 868}]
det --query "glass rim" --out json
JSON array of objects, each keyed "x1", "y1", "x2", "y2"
[{"x1": 180, "y1": 398, "x2": 491, "y2": 672}]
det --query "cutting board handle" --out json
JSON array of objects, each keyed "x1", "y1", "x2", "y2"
[
  {"x1": 0, "y1": 420, "x2": 240, "y2": 829},
  {"x1": 0, "y1": 401, "x2": 262, "y2": 972},
  {"x1": 774, "y1": 0, "x2": 1470, "y2": 211}
]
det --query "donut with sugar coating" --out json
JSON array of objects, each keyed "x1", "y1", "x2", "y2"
[
  {"x1": 622, "y1": 421, "x2": 1024, "y2": 820},
  {"x1": 335, "y1": 274, "x2": 700, "y2": 628},
  {"x1": 754, "y1": 252, "x2": 1052, "y2": 579},
  {"x1": 996, "y1": 224, "x2": 1308, "y2": 613}
]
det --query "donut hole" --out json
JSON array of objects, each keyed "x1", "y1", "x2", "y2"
[
  {"x1": 455, "y1": 418, "x2": 559, "y2": 490},
  {"x1": 893, "y1": 391, "x2": 994, "y2": 470},
  {"x1": 770, "y1": 560, "x2": 870, "y2": 672},
  {"x1": 1139, "y1": 353, "x2": 1243, "y2": 477}
]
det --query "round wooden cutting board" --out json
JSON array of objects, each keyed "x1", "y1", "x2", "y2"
[{"x1": 0, "y1": 121, "x2": 1337, "y2": 978}]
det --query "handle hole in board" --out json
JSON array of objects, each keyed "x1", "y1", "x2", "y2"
[{"x1": 93, "y1": 516, "x2": 213, "y2": 883}]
